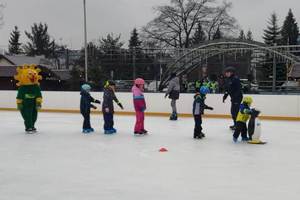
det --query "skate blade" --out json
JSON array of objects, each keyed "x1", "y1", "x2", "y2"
[{"x1": 248, "y1": 140, "x2": 267, "y2": 145}]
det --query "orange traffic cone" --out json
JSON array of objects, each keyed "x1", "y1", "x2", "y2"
[{"x1": 159, "y1": 147, "x2": 168, "y2": 152}]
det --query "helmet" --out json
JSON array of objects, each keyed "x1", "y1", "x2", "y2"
[
  {"x1": 170, "y1": 73, "x2": 177, "y2": 79},
  {"x1": 104, "y1": 80, "x2": 116, "y2": 88},
  {"x1": 134, "y1": 78, "x2": 145, "y2": 85},
  {"x1": 224, "y1": 66, "x2": 236, "y2": 73},
  {"x1": 200, "y1": 86, "x2": 210, "y2": 95},
  {"x1": 242, "y1": 96, "x2": 253, "y2": 105},
  {"x1": 81, "y1": 84, "x2": 91, "y2": 92}
]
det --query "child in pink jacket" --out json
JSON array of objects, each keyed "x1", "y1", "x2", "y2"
[{"x1": 132, "y1": 78, "x2": 147, "y2": 135}]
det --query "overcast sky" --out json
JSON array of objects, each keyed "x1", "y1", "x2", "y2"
[{"x1": 0, "y1": 0, "x2": 299, "y2": 50}]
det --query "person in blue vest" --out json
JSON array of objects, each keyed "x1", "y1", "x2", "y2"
[{"x1": 223, "y1": 67, "x2": 243, "y2": 130}]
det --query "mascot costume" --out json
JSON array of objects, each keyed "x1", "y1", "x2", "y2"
[{"x1": 14, "y1": 64, "x2": 43, "y2": 133}]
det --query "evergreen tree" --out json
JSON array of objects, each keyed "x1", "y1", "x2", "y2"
[
  {"x1": 263, "y1": 13, "x2": 286, "y2": 84},
  {"x1": 238, "y1": 30, "x2": 246, "y2": 40},
  {"x1": 192, "y1": 22, "x2": 206, "y2": 45},
  {"x1": 99, "y1": 33, "x2": 124, "y2": 53},
  {"x1": 281, "y1": 9, "x2": 299, "y2": 45},
  {"x1": 8, "y1": 26, "x2": 22, "y2": 54},
  {"x1": 129, "y1": 28, "x2": 142, "y2": 49},
  {"x1": 213, "y1": 27, "x2": 222, "y2": 40},
  {"x1": 69, "y1": 66, "x2": 83, "y2": 91},
  {"x1": 24, "y1": 23, "x2": 55, "y2": 57},
  {"x1": 263, "y1": 13, "x2": 281, "y2": 45},
  {"x1": 246, "y1": 30, "x2": 253, "y2": 41}
]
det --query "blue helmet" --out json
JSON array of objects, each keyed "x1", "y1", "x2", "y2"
[
  {"x1": 81, "y1": 84, "x2": 91, "y2": 92},
  {"x1": 200, "y1": 86, "x2": 210, "y2": 95}
]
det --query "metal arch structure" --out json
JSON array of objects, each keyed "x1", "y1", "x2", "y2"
[{"x1": 159, "y1": 39, "x2": 300, "y2": 90}]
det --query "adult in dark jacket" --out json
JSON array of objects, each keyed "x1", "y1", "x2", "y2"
[
  {"x1": 165, "y1": 73, "x2": 180, "y2": 120},
  {"x1": 80, "y1": 84, "x2": 101, "y2": 133},
  {"x1": 223, "y1": 67, "x2": 243, "y2": 130},
  {"x1": 102, "y1": 81, "x2": 123, "y2": 134},
  {"x1": 193, "y1": 86, "x2": 213, "y2": 139}
]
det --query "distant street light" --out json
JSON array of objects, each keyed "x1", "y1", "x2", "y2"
[{"x1": 83, "y1": 0, "x2": 88, "y2": 82}]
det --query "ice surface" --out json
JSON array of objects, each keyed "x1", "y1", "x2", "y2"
[{"x1": 0, "y1": 111, "x2": 300, "y2": 200}]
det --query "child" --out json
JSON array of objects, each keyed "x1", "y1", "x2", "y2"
[
  {"x1": 132, "y1": 78, "x2": 147, "y2": 135},
  {"x1": 193, "y1": 86, "x2": 213, "y2": 139},
  {"x1": 102, "y1": 81, "x2": 124, "y2": 134},
  {"x1": 233, "y1": 96, "x2": 253, "y2": 142},
  {"x1": 80, "y1": 84, "x2": 101, "y2": 133}
]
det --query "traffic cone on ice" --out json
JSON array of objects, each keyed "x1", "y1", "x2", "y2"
[{"x1": 159, "y1": 147, "x2": 168, "y2": 152}]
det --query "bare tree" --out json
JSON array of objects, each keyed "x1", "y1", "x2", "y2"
[
  {"x1": 204, "y1": 1, "x2": 237, "y2": 40},
  {"x1": 0, "y1": 2, "x2": 5, "y2": 28},
  {"x1": 142, "y1": 0, "x2": 237, "y2": 48}
]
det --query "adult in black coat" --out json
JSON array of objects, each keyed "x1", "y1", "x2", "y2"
[{"x1": 223, "y1": 67, "x2": 243, "y2": 130}]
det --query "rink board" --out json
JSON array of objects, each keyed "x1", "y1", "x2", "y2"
[{"x1": 0, "y1": 90, "x2": 299, "y2": 120}]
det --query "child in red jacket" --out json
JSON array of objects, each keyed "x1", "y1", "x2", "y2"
[{"x1": 132, "y1": 78, "x2": 147, "y2": 136}]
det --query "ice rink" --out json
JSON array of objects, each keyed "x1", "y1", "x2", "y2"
[{"x1": 1, "y1": 111, "x2": 300, "y2": 200}]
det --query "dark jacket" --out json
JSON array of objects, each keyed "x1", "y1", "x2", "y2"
[
  {"x1": 166, "y1": 77, "x2": 180, "y2": 100},
  {"x1": 102, "y1": 88, "x2": 120, "y2": 113},
  {"x1": 80, "y1": 90, "x2": 97, "y2": 115},
  {"x1": 224, "y1": 75, "x2": 243, "y2": 103},
  {"x1": 193, "y1": 94, "x2": 210, "y2": 115}
]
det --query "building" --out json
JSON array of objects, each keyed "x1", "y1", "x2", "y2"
[{"x1": 0, "y1": 54, "x2": 71, "y2": 90}]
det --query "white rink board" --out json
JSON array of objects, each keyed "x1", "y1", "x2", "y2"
[{"x1": 0, "y1": 90, "x2": 299, "y2": 118}]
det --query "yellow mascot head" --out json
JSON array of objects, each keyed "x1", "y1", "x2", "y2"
[{"x1": 14, "y1": 64, "x2": 42, "y2": 87}]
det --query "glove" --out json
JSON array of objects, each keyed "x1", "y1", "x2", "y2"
[
  {"x1": 17, "y1": 103, "x2": 23, "y2": 110},
  {"x1": 36, "y1": 103, "x2": 42, "y2": 110},
  {"x1": 207, "y1": 106, "x2": 214, "y2": 110},
  {"x1": 105, "y1": 108, "x2": 109, "y2": 113},
  {"x1": 251, "y1": 109, "x2": 261, "y2": 116},
  {"x1": 222, "y1": 95, "x2": 227, "y2": 103},
  {"x1": 91, "y1": 105, "x2": 97, "y2": 109},
  {"x1": 94, "y1": 100, "x2": 101, "y2": 104},
  {"x1": 117, "y1": 102, "x2": 124, "y2": 110}
]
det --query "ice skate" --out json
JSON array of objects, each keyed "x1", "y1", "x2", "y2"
[
  {"x1": 104, "y1": 129, "x2": 115, "y2": 134},
  {"x1": 233, "y1": 137, "x2": 238, "y2": 143},
  {"x1": 169, "y1": 113, "x2": 178, "y2": 121},
  {"x1": 134, "y1": 131, "x2": 145, "y2": 136},
  {"x1": 229, "y1": 125, "x2": 236, "y2": 130},
  {"x1": 25, "y1": 128, "x2": 35, "y2": 134},
  {"x1": 88, "y1": 128, "x2": 95, "y2": 132},
  {"x1": 82, "y1": 129, "x2": 90, "y2": 134}
]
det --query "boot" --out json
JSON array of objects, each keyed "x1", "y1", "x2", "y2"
[{"x1": 169, "y1": 112, "x2": 178, "y2": 121}]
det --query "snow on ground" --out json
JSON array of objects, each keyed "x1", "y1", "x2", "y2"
[{"x1": 0, "y1": 111, "x2": 300, "y2": 200}]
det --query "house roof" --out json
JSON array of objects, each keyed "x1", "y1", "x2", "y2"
[
  {"x1": 0, "y1": 66, "x2": 17, "y2": 77},
  {"x1": 289, "y1": 63, "x2": 300, "y2": 78},
  {"x1": 0, "y1": 55, "x2": 15, "y2": 65},
  {"x1": 6, "y1": 55, "x2": 42, "y2": 65}
]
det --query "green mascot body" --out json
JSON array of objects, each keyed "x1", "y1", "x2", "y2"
[{"x1": 15, "y1": 65, "x2": 43, "y2": 133}]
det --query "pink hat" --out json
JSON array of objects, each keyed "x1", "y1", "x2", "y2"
[{"x1": 134, "y1": 78, "x2": 145, "y2": 85}]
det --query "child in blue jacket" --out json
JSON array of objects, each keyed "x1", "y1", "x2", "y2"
[
  {"x1": 80, "y1": 84, "x2": 101, "y2": 133},
  {"x1": 193, "y1": 86, "x2": 213, "y2": 139}
]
